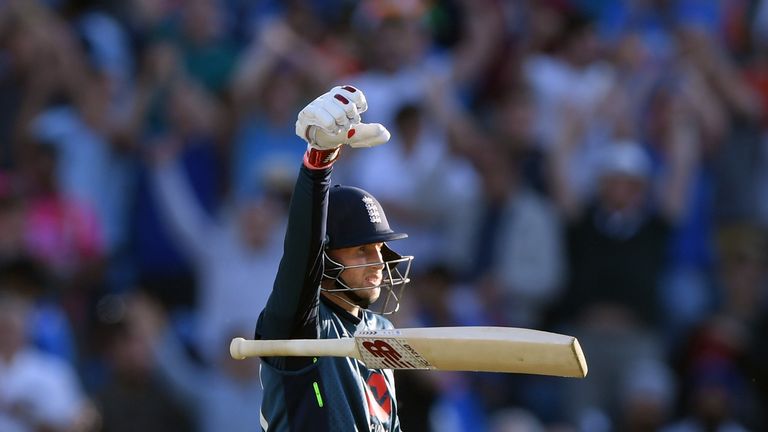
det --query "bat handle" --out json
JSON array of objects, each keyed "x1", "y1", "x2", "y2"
[
  {"x1": 230, "y1": 337, "x2": 247, "y2": 360},
  {"x1": 229, "y1": 337, "x2": 358, "y2": 360}
]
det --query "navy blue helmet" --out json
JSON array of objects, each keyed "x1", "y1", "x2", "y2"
[{"x1": 323, "y1": 185, "x2": 413, "y2": 314}]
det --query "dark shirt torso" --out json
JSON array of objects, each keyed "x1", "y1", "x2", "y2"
[{"x1": 564, "y1": 205, "x2": 672, "y2": 326}]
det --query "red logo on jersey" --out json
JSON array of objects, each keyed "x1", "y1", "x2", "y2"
[{"x1": 364, "y1": 372, "x2": 392, "y2": 422}]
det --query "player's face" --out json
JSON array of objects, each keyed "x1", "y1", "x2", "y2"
[{"x1": 327, "y1": 242, "x2": 385, "y2": 307}]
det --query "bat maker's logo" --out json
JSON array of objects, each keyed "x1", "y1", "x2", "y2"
[
  {"x1": 362, "y1": 196, "x2": 382, "y2": 224},
  {"x1": 362, "y1": 340, "x2": 415, "y2": 368}
]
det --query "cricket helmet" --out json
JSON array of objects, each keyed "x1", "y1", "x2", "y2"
[{"x1": 323, "y1": 185, "x2": 413, "y2": 314}]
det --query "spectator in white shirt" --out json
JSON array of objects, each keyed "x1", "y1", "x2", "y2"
[
  {"x1": 0, "y1": 293, "x2": 90, "y2": 432},
  {"x1": 150, "y1": 143, "x2": 287, "y2": 361}
]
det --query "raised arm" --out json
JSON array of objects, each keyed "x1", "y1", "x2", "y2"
[
  {"x1": 547, "y1": 103, "x2": 589, "y2": 220},
  {"x1": 256, "y1": 86, "x2": 390, "y2": 342},
  {"x1": 151, "y1": 144, "x2": 217, "y2": 263},
  {"x1": 657, "y1": 93, "x2": 700, "y2": 224}
]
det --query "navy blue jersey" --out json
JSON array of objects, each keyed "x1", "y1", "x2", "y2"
[{"x1": 255, "y1": 165, "x2": 402, "y2": 431}]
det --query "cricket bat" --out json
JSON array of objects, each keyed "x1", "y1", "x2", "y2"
[{"x1": 230, "y1": 327, "x2": 587, "y2": 378}]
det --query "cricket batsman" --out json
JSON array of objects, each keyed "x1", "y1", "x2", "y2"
[{"x1": 253, "y1": 85, "x2": 414, "y2": 431}]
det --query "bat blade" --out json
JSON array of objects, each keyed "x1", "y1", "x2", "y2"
[
  {"x1": 230, "y1": 326, "x2": 587, "y2": 378},
  {"x1": 354, "y1": 327, "x2": 587, "y2": 378}
]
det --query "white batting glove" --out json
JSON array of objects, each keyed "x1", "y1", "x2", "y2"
[{"x1": 295, "y1": 85, "x2": 391, "y2": 151}]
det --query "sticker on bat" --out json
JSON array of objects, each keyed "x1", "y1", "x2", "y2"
[{"x1": 355, "y1": 338, "x2": 433, "y2": 370}]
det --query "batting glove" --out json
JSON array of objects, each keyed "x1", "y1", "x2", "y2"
[{"x1": 296, "y1": 85, "x2": 390, "y2": 169}]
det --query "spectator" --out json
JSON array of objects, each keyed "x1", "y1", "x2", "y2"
[
  {"x1": 670, "y1": 224, "x2": 768, "y2": 430},
  {"x1": 523, "y1": 8, "x2": 615, "y2": 162},
  {"x1": 0, "y1": 292, "x2": 93, "y2": 432},
  {"x1": 150, "y1": 136, "x2": 286, "y2": 361},
  {"x1": 549, "y1": 91, "x2": 698, "y2": 424},
  {"x1": 550, "y1": 92, "x2": 698, "y2": 328},
  {"x1": 662, "y1": 360, "x2": 751, "y2": 432},
  {"x1": 617, "y1": 359, "x2": 678, "y2": 432},
  {"x1": 428, "y1": 80, "x2": 564, "y2": 328},
  {"x1": 129, "y1": 293, "x2": 264, "y2": 432},
  {"x1": 129, "y1": 44, "x2": 223, "y2": 309},
  {"x1": 18, "y1": 142, "x2": 105, "y2": 281},
  {"x1": 0, "y1": 257, "x2": 76, "y2": 362},
  {"x1": 166, "y1": 0, "x2": 240, "y2": 95},
  {"x1": 95, "y1": 293, "x2": 194, "y2": 432}
]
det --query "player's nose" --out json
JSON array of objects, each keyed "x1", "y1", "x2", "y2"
[
  {"x1": 368, "y1": 253, "x2": 385, "y2": 270},
  {"x1": 369, "y1": 260, "x2": 385, "y2": 271}
]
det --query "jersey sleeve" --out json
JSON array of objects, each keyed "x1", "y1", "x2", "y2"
[{"x1": 256, "y1": 165, "x2": 331, "y2": 342}]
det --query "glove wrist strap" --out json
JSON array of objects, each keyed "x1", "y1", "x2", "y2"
[{"x1": 303, "y1": 146, "x2": 341, "y2": 170}]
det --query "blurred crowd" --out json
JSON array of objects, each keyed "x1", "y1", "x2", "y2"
[{"x1": 0, "y1": 0, "x2": 766, "y2": 431}]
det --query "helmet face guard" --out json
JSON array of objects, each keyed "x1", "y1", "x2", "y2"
[{"x1": 322, "y1": 244, "x2": 413, "y2": 315}]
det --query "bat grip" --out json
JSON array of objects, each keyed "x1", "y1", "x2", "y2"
[{"x1": 230, "y1": 337, "x2": 358, "y2": 360}]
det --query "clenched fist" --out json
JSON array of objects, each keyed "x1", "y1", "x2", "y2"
[{"x1": 296, "y1": 85, "x2": 390, "y2": 151}]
